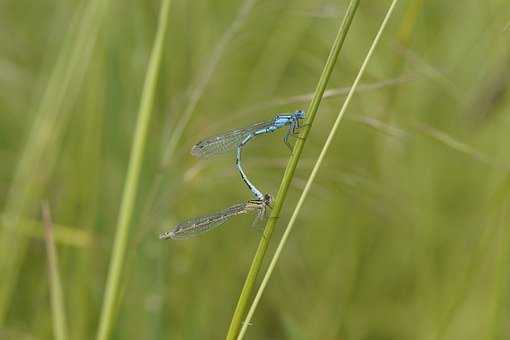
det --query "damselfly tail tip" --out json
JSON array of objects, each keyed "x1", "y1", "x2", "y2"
[
  {"x1": 190, "y1": 145, "x2": 204, "y2": 157},
  {"x1": 159, "y1": 231, "x2": 174, "y2": 240},
  {"x1": 190, "y1": 145, "x2": 200, "y2": 156}
]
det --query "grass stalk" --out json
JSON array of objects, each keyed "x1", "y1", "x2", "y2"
[
  {"x1": 42, "y1": 202, "x2": 68, "y2": 340},
  {"x1": 489, "y1": 180, "x2": 510, "y2": 339},
  {"x1": 95, "y1": 1, "x2": 172, "y2": 339},
  {"x1": 237, "y1": 1, "x2": 400, "y2": 337},
  {"x1": 225, "y1": 1, "x2": 360, "y2": 338}
]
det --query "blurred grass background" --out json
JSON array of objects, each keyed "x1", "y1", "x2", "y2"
[{"x1": 1, "y1": 0, "x2": 510, "y2": 339}]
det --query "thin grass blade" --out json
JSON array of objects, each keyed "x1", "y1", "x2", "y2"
[{"x1": 95, "y1": 1, "x2": 172, "y2": 339}]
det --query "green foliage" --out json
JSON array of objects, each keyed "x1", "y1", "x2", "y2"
[{"x1": 1, "y1": 0, "x2": 509, "y2": 339}]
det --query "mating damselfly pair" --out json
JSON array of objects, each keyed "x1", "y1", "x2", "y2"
[{"x1": 159, "y1": 110, "x2": 305, "y2": 240}]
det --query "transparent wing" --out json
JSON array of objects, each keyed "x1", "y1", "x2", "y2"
[
  {"x1": 191, "y1": 120, "x2": 272, "y2": 158},
  {"x1": 159, "y1": 202, "x2": 249, "y2": 240}
]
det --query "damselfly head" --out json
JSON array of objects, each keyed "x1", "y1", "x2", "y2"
[
  {"x1": 159, "y1": 230, "x2": 173, "y2": 240},
  {"x1": 190, "y1": 144, "x2": 204, "y2": 157},
  {"x1": 159, "y1": 225, "x2": 182, "y2": 240},
  {"x1": 263, "y1": 193, "x2": 273, "y2": 207},
  {"x1": 294, "y1": 110, "x2": 305, "y2": 120}
]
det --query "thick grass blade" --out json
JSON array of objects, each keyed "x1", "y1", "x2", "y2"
[
  {"x1": 94, "y1": 1, "x2": 172, "y2": 339},
  {"x1": 225, "y1": 1, "x2": 361, "y2": 339},
  {"x1": 237, "y1": 1, "x2": 401, "y2": 338}
]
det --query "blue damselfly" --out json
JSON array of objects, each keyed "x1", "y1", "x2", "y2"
[{"x1": 191, "y1": 110, "x2": 305, "y2": 199}]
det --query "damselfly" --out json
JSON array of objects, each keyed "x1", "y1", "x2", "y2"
[
  {"x1": 159, "y1": 194, "x2": 272, "y2": 240},
  {"x1": 191, "y1": 110, "x2": 305, "y2": 200}
]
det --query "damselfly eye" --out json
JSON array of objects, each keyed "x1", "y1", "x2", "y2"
[{"x1": 263, "y1": 193, "x2": 272, "y2": 205}]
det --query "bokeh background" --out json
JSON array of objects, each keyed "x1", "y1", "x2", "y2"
[{"x1": 1, "y1": 0, "x2": 510, "y2": 339}]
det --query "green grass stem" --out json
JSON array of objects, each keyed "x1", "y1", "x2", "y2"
[
  {"x1": 95, "y1": 1, "x2": 172, "y2": 339},
  {"x1": 237, "y1": 1, "x2": 400, "y2": 338},
  {"x1": 225, "y1": 1, "x2": 360, "y2": 338},
  {"x1": 42, "y1": 202, "x2": 68, "y2": 340}
]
